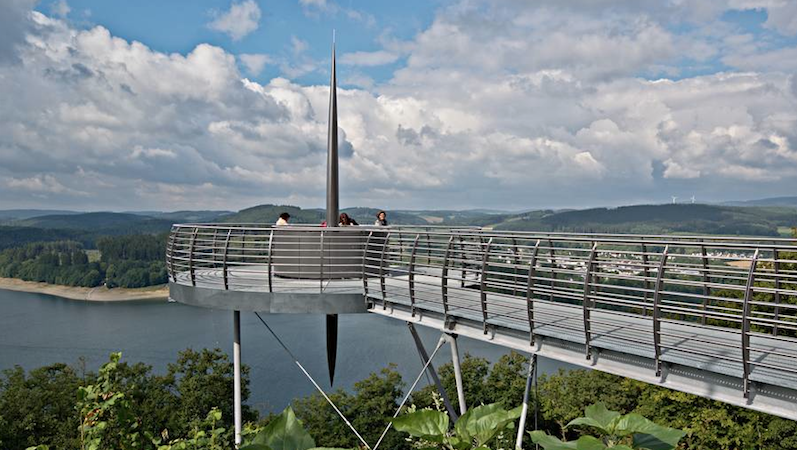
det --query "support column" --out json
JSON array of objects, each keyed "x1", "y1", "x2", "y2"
[
  {"x1": 516, "y1": 354, "x2": 537, "y2": 450},
  {"x1": 233, "y1": 310, "x2": 242, "y2": 447},
  {"x1": 407, "y1": 323, "x2": 458, "y2": 421},
  {"x1": 448, "y1": 334, "x2": 467, "y2": 415}
]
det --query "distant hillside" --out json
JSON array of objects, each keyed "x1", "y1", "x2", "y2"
[
  {"x1": 17, "y1": 212, "x2": 174, "y2": 234},
  {"x1": 0, "y1": 209, "x2": 81, "y2": 221},
  {"x1": 723, "y1": 196, "x2": 797, "y2": 208},
  {"x1": 494, "y1": 204, "x2": 797, "y2": 236},
  {"x1": 222, "y1": 205, "x2": 325, "y2": 224},
  {"x1": 0, "y1": 226, "x2": 95, "y2": 250},
  {"x1": 146, "y1": 210, "x2": 233, "y2": 223}
]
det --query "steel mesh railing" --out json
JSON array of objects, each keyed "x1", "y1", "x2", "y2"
[{"x1": 167, "y1": 224, "x2": 797, "y2": 397}]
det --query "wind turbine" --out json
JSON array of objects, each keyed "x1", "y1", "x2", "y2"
[{"x1": 671, "y1": 196, "x2": 678, "y2": 204}]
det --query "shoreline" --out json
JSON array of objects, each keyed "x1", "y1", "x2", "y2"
[{"x1": 0, "y1": 277, "x2": 169, "y2": 302}]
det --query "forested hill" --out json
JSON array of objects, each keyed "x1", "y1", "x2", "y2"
[
  {"x1": 16, "y1": 212, "x2": 173, "y2": 234},
  {"x1": 494, "y1": 204, "x2": 797, "y2": 236}
]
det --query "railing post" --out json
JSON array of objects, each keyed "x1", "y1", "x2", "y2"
[
  {"x1": 641, "y1": 243, "x2": 650, "y2": 316},
  {"x1": 548, "y1": 240, "x2": 557, "y2": 302},
  {"x1": 223, "y1": 229, "x2": 232, "y2": 290},
  {"x1": 266, "y1": 229, "x2": 274, "y2": 293},
  {"x1": 653, "y1": 245, "x2": 670, "y2": 376},
  {"x1": 379, "y1": 232, "x2": 392, "y2": 309},
  {"x1": 362, "y1": 231, "x2": 374, "y2": 299},
  {"x1": 480, "y1": 238, "x2": 494, "y2": 334},
  {"x1": 700, "y1": 241, "x2": 711, "y2": 325},
  {"x1": 742, "y1": 249, "x2": 760, "y2": 399},
  {"x1": 526, "y1": 240, "x2": 541, "y2": 345},
  {"x1": 459, "y1": 235, "x2": 466, "y2": 288},
  {"x1": 168, "y1": 227, "x2": 178, "y2": 282},
  {"x1": 511, "y1": 238, "x2": 520, "y2": 297},
  {"x1": 583, "y1": 242, "x2": 598, "y2": 359},
  {"x1": 409, "y1": 234, "x2": 421, "y2": 317},
  {"x1": 319, "y1": 230, "x2": 325, "y2": 293},
  {"x1": 188, "y1": 227, "x2": 198, "y2": 287},
  {"x1": 772, "y1": 247, "x2": 781, "y2": 336},
  {"x1": 442, "y1": 236, "x2": 455, "y2": 326}
]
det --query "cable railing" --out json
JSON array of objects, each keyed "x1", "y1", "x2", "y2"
[{"x1": 167, "y1": 223, "x2": 797, "y2": 399}]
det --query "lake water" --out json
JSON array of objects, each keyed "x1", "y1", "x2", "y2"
[{"x1": 0, "y1": 289, "x2": 575, "y2": 413}]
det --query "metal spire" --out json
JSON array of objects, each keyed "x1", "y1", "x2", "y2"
[
  {"x1": 326, "y1": 31, "x2": 339, "y2": 386},
  {"x1": 326, "y1": 30, "x2": 339, "y2": 228}
]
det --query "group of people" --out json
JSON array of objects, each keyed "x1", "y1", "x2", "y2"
[{"x1": 275, "y1": 210, "x2": 389, "y2": 227}]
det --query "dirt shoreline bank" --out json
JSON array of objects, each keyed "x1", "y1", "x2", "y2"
[{"x1": 0, "y1": 277, "x2": 169, "y2": 302}]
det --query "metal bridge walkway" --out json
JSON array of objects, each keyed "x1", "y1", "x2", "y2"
[{"x1": 166, "y1": 224, "x2": 797, "y2": 421}]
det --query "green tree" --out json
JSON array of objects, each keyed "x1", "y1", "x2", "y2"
[{"x1": 0, "y1": 364, "x2": 83, "y2": 449}]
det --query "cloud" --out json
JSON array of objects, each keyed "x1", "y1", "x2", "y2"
[
  {"x1": 208, "y1": 0, "x2": 261, "y2": 41},
  {"x1": 5, "y1": 174, "x2": 88, "y2": 197},
  {"x1": 0, "y1": 0, "x2": 37, "y2": 63},
  {"x1": 340, "y1": 50, "x2": 398, "y2": 67},
  {"x1": 239, "y1": 53, "x2": 271, "y2": 75},
  {"x1": 2, "y1": 0, "x2": 797, "y2": 211},
  {"x1": 50, "y1": 0, "x2": 71, "y2": 18}
]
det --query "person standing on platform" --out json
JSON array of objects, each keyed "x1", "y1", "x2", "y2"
[
  {"x1": 276, "y1": 212, "x2": 290, "y2": 226},
  {"x1": 338, "y1": 213, "x2": 358, "y2": 226},
  {"x1": 374, "y1": 210, "x2": 388, "y2": 226}
]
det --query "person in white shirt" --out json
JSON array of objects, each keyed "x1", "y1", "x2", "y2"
[
  {"x1": 374, "y1": 210, "x2": 388, "y2": 226},
  {"x1": 276, "y1": 212, "x2": 290, "y2": 226}
]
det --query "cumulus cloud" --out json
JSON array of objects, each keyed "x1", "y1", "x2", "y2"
[
  {"x1": 0, "y1": 0, "x2": 37, "y2": 63},
  {"x1": 208, "y1": 0, "x2": 261, "y2": 41},
  {"x1": 50, "y1": 0, "x2": 71, "y2": 18},
  {"x1": 340, "y1": 50, "x2": 398, "y2": 67},
  {"x1": 2, "y1": 0, "x2": 797, "y2": 210},
  {"x1": 239, "y1": 53, "x2": 271, "y2": 75}
]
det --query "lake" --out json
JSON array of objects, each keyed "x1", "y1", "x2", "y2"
[{"x1": 0, "y1": 289, "x2": 575, "y2": 413}]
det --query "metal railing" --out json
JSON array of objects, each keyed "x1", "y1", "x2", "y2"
[{"x1": 167, "y1": 224, "x2": 797, "y2": 398}]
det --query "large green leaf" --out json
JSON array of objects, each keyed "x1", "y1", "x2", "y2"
[
  {"x1": 566, "y1": 417, "x2": 610, "y2": 435},
  {"x1": 249, "y1": 406, "x2": 316, "y2": 450},
  {"x1": 567, "y1": 403, "x2": 621, "y2": 434},
  {"x1": 614, "y1": 414, "x2": 685, "y2": 450},
  {"x1": 529, "y1": 430, "x2": 579, "y2": 450},
  {"x1": 454, "y1": 403, "x2": 522, "y2": 446},
  {"x1": 239, "y1": 445, "x2": 273, "y2": 450},
  {"x1": 391, "y1": 409, "x2": 449, "y2": 441},
  {"x1": 575, "y1": 436, "x2": 608, "y2": 450}
]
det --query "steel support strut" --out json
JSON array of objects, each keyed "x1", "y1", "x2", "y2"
[
  {"x1": 516, "y1": 353, "x2": 538, "y2": 450},
  {"x1": 447, "y1": 333, "x2": 467, "y2": 415},
  {"x1": 407, "y1": 323, "x2": 458, "y2": 421},
  {"x1": 233, "y1": 310, "x2": 242, "y2": 447}
]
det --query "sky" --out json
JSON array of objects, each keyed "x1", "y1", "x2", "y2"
[{"x1": 1, "y1": 0, "x2": 797, "y2": 212}]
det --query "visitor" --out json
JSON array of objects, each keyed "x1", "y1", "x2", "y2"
[
  {"x1": 339, "y1": 213, "x2": 359, "y2": 226},
  {"x1": 276, "y1": 212, "x2": 290, "y2": 226},
  {"x1": 374, "y1": 210, "x2": 388, "y2": 226}
]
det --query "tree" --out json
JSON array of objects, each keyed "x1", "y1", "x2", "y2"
[{"x1": 0, "y1": 364, "x2": 83, "y2": 449}]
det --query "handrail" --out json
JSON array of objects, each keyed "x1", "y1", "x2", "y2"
[{"x1": 166, "y1": 223, "x2": 797, "y2": 401}]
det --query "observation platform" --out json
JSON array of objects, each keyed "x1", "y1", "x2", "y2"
[{"x1": 167, "y1": 224, "x2": 797, "y2": 421}]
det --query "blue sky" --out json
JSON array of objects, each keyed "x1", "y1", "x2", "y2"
[
  {"x1": 2, "y1": 0, "x2": 797, "y2": 211},
  {"x1": 34, "y1": 0, "x2": 440, "y2": 87}
]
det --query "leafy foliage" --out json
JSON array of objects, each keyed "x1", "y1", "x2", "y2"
[
  {"x1": 530, "y1": 402, "x2": 685, "y2": 450},
  {"x1": 2, "y1": 349, "x2": 252, "y2": 450},
  {"x1": 392, "y1": 402, "x2": 522, "y2": 449}
]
